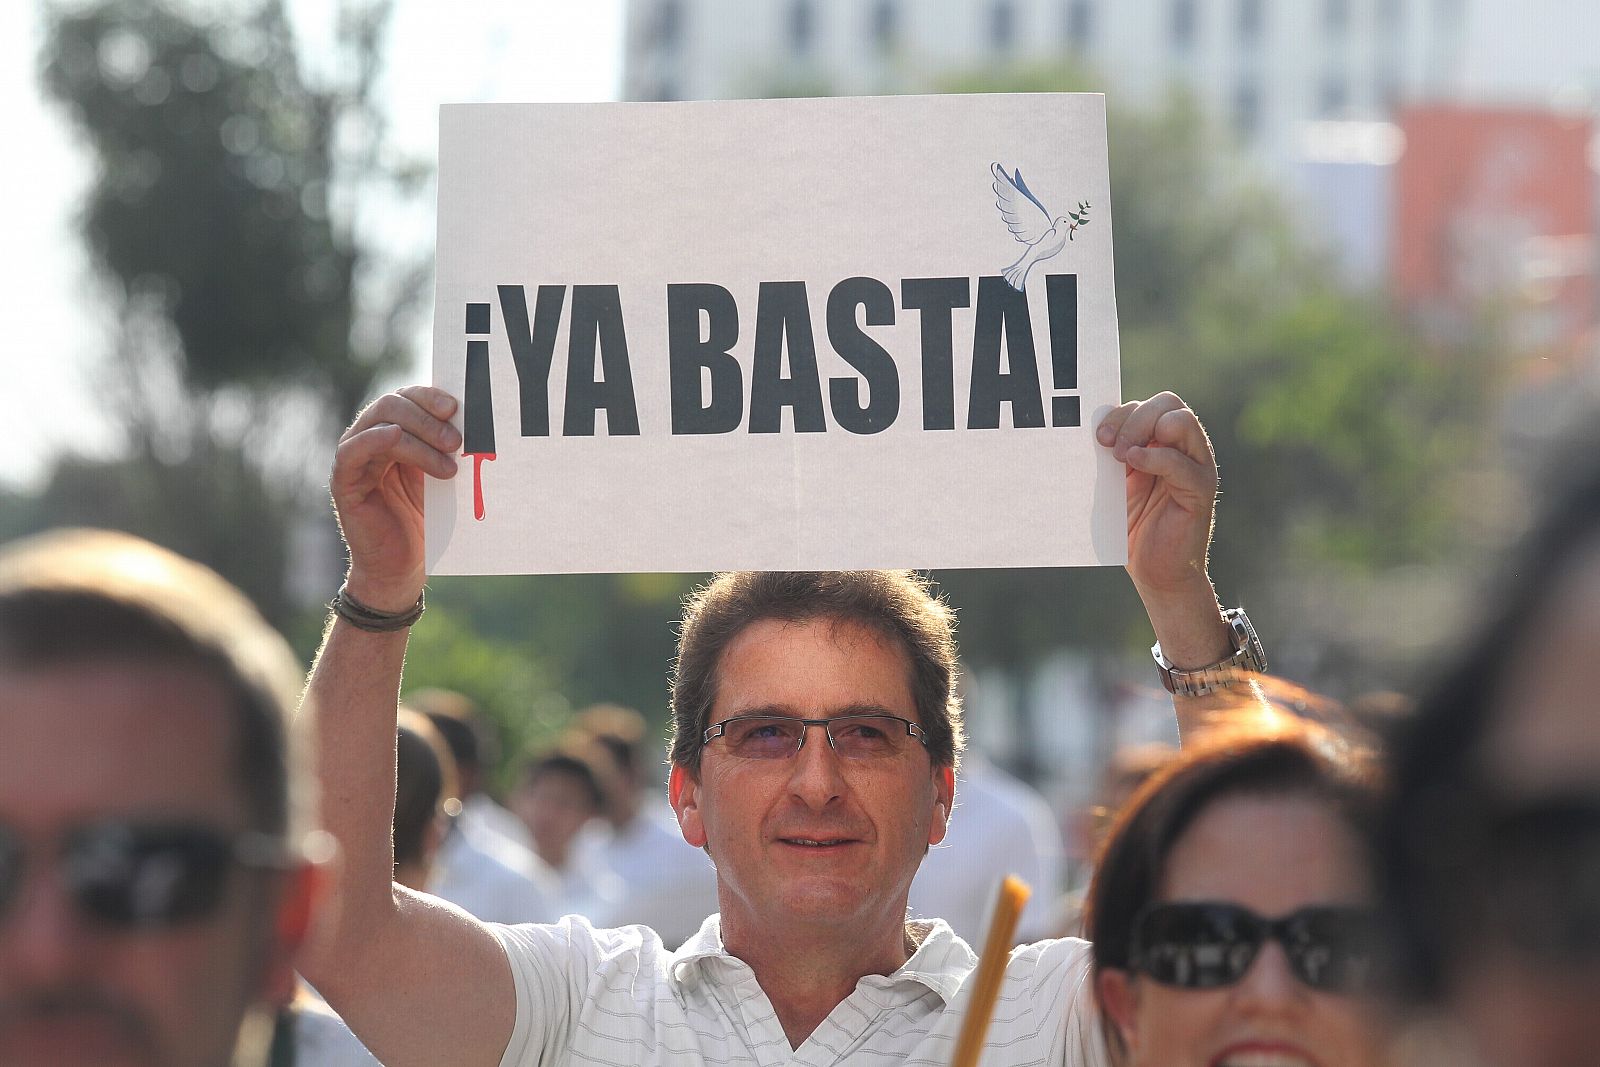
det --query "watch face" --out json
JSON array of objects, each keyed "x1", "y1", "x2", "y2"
[{"x1": 1224, "y1": 609, "x2": 1268, "y2": 674}]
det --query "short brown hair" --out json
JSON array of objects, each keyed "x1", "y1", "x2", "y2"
[
  {"x1": 0, "y1": 528, "x2": 308, "y2": 838},
  {"x1": 668, "y1": 571, "x2": 964, "y2": 774},
  {"x1": 407, "y1": 687, "x2": 497, "y2": 777},
  {"x1": 574, "y1": 703, "x2": 649, "y2": 784}
]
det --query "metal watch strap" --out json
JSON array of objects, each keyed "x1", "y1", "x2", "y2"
[{"x1": 1151, "y1": 607, "x2": 1267, "y2": 698}]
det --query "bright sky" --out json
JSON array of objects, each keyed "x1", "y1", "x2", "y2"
[{"x1": 2, "y1": 1, "x2": 624, "y2": 490}]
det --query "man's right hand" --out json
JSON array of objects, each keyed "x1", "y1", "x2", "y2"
[{"x1": 330, "y1": 386, "x2": 460, "y2": 612}]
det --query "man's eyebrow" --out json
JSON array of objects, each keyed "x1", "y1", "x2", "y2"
[{"x1": 834, "y1": 703, "x2": 910, "y2": 718}]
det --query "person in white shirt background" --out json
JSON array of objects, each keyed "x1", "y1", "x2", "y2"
[
  {"x1": 505, "y1": 738, "x2": 622, "y2": 924},
  {"x1": 567, "y1": 704, "x2": 720, "y2": 950},
  {"x1": 908, "y1": 749, "x2": 1065, "y2": 946},
  {"x1": 405, "y1": 689, "x2": 560, "y2": 926}
]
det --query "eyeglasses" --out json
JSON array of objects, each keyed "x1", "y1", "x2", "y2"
[
  {"x1": 0, "y1": 820, "x2": 293, "y2": 929},
  {"x1": 1130, "y1": 901, "x2": 1379, "y2": 993},
  {"x1": 702, "y1": 713, "x2": 929, "y2": 761}
]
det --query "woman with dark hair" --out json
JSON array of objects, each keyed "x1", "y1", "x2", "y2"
[
  {"x1": 1381, "y1": 450, "x2": 1600, "y2": 1067},
  {"x1": 1087, "y1": 716, "x2": 1389, "y2": 1067},
  {"x1": 392, "y1": 708, "x2": 462, "y2": 890}
]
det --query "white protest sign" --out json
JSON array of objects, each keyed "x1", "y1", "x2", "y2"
[{"x1": 426, "y1": 94, "x2": 1125, "y2": 575}]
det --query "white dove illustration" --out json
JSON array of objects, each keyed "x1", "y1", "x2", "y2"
[{"x1": 990, "y1": 162, "x2": 1089, "y2": 291}]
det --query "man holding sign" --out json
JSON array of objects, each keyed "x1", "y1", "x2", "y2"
[{"x1": 300, "y1": 382, "x2": 1248, "y2": 1067}]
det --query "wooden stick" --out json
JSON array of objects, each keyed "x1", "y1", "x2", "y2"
[{"x1": 949, "y1": 875, "x2": 1032, "y2": 1067}]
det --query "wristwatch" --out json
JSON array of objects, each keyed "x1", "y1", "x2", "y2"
[{"x1": 1151, "y1": 608, "x2": 1267, "y2": 697}]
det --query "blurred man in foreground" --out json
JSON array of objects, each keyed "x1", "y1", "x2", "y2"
[
  {"x1": 0, "y1": 529, "x2": 322, "y2": 1067},
  {"x1": 302, "y1": 385, "x2": 1251, "y2": 1066}
]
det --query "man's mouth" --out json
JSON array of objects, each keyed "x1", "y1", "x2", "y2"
[
  {"x1": 0, "y1": 991, "x2": 155, "y2": 1050},
  {"x1": 0, "y1": 1005, "x2": 156, "y2": 1064},
  {"x1": 1211, "y1": 1048, "x2": 1319, "y2": 1067},
  {"x1": 779, "y1": 837, "x2": 854, "y2": 847}
]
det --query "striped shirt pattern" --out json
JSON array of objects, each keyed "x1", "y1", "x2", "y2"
[{"x1": 491, "y1": 914, "x2": 1109, "y2": 1067}]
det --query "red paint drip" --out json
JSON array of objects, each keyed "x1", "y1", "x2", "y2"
[{"x1": 463, "y1": 453, "x2": 496, "y2": 521}]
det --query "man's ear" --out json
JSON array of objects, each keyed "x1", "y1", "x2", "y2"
[
  {"x1": 1095, "y1": 967, "x2": 1141, "y2": 1057},
  {"x1": 928, "y1": 765, "x2": 955, "y2": 846},
  {"x1": 668, "y1": 764, "x2": 708, "y2": 848},
  {"x1": 263, "y1": 860, "x2": 326, "y2": 1008}
]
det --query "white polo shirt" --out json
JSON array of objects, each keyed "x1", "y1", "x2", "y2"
[
  {"x1": 490, "y1": 914, "x2": 1108, "y2": 1067},
  {"x1": 430, "y1": 825, "x2": 558, "y2": 927}
]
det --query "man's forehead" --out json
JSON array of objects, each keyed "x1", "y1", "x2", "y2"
[
  {"x1": 721, "y1": 613, "x2": 912, "y2": 656},
  {"x1": 0, "y1": 660, "x2": 249, "y2": 829},
  {"x1": 710, "y1": 616, "x2": 918, "y2": 716}
]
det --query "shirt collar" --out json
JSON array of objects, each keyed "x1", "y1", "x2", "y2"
[
  {"x1": 669, "y1": 913, "x2": 729, "y2": 987},
  {"x1": 668, "y1": 915, "x2": 976, "y2": 1005},
  {"x1": 887, "y1": 919, "x2": 976, "y2": 1002}
]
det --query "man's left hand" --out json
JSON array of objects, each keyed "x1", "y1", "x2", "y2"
[
  {"x1": 1097, "y1": 391, "x2": 1218, "y2": 600},
  {"x1": 1097, "y1": 392, "x2": 1233, "y2": 675}
]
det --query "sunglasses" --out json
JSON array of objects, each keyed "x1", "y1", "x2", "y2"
[
  {"x1": 1130, "y1": 901, "x2": 1379, "y2": 993},
  {"x1": 1465, "y1": 794, "x2": 1600, "y2": 966},
  {"x1": 0, "y1": 820, "x2": 292, "y2": 929}
]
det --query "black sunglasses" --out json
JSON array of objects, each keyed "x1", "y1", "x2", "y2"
[
  {"x1": 1466, "y1": 793, "x2": 1600, "y2": 966},
  {"x1": 0, "y1": 820, "x2": 292, "y2": 929},
  {"x1": 1130, "y1": 901, "x2": 1379, "y2": 993}
]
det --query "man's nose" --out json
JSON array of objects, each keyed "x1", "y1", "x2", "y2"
[
  {"x1": 2, "y1": 864, "x2": 97, "y2": 986},
  {"x1": 786, "y1": 723, "x2": 847, "y2": 808}
]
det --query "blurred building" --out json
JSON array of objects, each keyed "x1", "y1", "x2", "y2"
[
  {"x1": 625, "y1": 1, "x2": 1600, "y2": 162},
  {"x1": 1393, "y1": 105, "x2": 1594, "y2": 352}
]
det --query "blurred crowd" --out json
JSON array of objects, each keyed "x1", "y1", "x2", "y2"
[{"x1": 394, "y1": 694, "x2": 721, "y2": 947}]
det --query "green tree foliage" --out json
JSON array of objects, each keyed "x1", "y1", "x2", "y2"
[
  {"x1": 1109, "y1": 96, "x2": 1501, "y2": 583},
  {"x1": 422, "y1": 572, "x2": 705, "y2": 747},
  {"x1": 33, "y1": 0, "x2": 427, "y2": 624},
  {"x1": 0, "y1": 490, "x2": 48, "y2": 547},
  {"x1": 37, "y1": 445, "x2": 294, "y2": 621},
  {"x1": 40, "y1": 0, "x2": 420, "y2": 418},
  {"x1": 401, "y1": 602, "x2": 571, "y2": 792}
]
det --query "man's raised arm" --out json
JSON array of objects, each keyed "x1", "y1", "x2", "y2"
[
  {"x1": 1097, "y1": 392, "x2": 1264, "y2": 739},
  {"x1": 298, "y1": 386, "x2": 515, "y2": 1067}
]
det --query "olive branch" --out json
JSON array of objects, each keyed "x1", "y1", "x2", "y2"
[{"x1": 1067, "y1": 200, "x2": 1091, "y2": 240}]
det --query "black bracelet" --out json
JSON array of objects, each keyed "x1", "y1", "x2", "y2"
[{"x1": 331, "y1": 583, "x2": 425, "y2": 632}]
